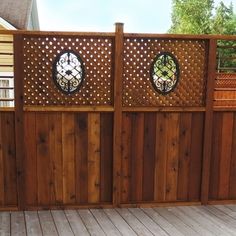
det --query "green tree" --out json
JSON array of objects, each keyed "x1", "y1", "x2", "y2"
[
  {"x1": 211, "y1": 2, "x2": 236, "y2": 35},
  {"x1": 169, "y1": 0, "x2": 214, "y2": 34},
  {"x1": 169, "y1": 0, "x2": 236, "y2": 35},
  {"x1": 168, "y1": 0, "x2": 236, "y2": 72},
  {"x1": 211, "y1": 2, "x2": 236, "y2": 71}
]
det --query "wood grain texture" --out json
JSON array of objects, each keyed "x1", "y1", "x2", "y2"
[
  {"x1": 201, "y1": 39, "x2": 217, "y2": 204},
  {"x1": 177, "y1": 113, "x2": 192, "y2": 201},
  {"x1": 113, "y1": 23, "x2": 124, "y2": 206},
  {"x1": 229, "y1": 113, "x2": 236, "y2": 199},
  {"x1": 188, "y1": 113, "x2": 204, "y2": 201},
  {"x1": 131, "y1": 113, "x2": 144, "y2": 202},
  {"x1": 120, "y1": 112, "x2": 204, "y2": 204},
  {"x1": 24, "y1": 113, "x2": 37, "y2": 206},
  {"x1": 142, "y1": 113, "x2": 156, "y2": 201},
  {"x1": 62, "y1": 113, "x2": 76, "y2": 204},
  {"x1": 75, "y1": 113, "x2": 88, "y2": 204},
  {"x1": 23, "y1": 111, "x2": 113, "y2": 208},
  {"x1": 14, "y1": 34, "x2": 25, "y2": 210},
  {"x1": 48, "y1": 113, "x2": 63, "y2": 205},
  {"x1": 165, "y1": 113, "x2": 180, "y2": 202},
  {"x1": 121, "y1": 113, "x2": 132, "y2": 203},
  {"x1": 218, "y1": 112, "x2": 234, "y2": 199},
  {"x1": 154, "y1": 113, "x2": 168, "y2": 202},
  {"x1": 209, "y1": 112, "x2": 236, "y2": 201},
  {"x1": 88, "y1": 113, "x2": 101, "y2": 203},
  {"x1": 36, "y1": 113, "x2": 51, "y2": 206},
  {"x1": 100, "y1": 113, "x2": 113, "y2": 203},
  {"x1": 0, "y1": 112, "x2": 17, "y2": 207}
]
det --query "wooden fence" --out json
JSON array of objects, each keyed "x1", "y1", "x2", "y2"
[{"x1": 0, "y1": 24, "x2": 236, "y2": 210}]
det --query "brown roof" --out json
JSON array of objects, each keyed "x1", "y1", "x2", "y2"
[{"x1": 0, "y1": 0, "x2": 37, "y2": 29}]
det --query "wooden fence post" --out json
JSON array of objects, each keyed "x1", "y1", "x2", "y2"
[
  {"x1": 201, "y1": 39, "x2": 217, "y2": 205},
  {"x1": 14, "y1": 34, "x2": 25, "y2": 210},
  {"x1": 113, "y1": 23, "x2": 124, "y2": 206}
]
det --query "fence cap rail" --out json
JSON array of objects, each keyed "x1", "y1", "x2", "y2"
[
  {"x1": 0, "y1": 29, "x2": 115, "y2": 37},
  {"x1": 1, "y1": 29, "x2": 236, "y2": 41}
]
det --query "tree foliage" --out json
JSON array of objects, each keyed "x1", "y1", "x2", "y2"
[
  {"x1": 169, "y1": 0, "x2": 236, "y2": 35},
  {"x1": 211, "y1": 2, "x2": 236, "y2": 35}
]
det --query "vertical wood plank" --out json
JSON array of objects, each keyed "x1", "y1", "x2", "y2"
[
  {"x1": 209, "y1": 112, "x2": 222, "y2": 200},
  {"x1": 229, "y1": 113, "x2": 236, "y2": 199},
  {"x1": 201, "y1": 39, "x2": 217, "y2": 204},
  {"x1": 154, "y1": 113, "x2": 168, "y2": 201},
  {"x1": 218, "y1": 112, "x2": 234, "y2": 199},
  {"x1": 131, "y1": 113, "x2": 144, "y2": 201},
  {"x1": 49, "y1": 113, "x2": 63, "y2": 205},
  {"x1": 113, "y1": 23, "x2": 124, "y2": 206},
  {"x1": 188, "y1": 112, "x2": 204, "y2": 201},
  {"x1": 177, "y1": 113, "x2": 192, "y2": 201},
  {"x1": 121, "y1": 113, "x2": 132, "y2": 203},
  {"x1": 62, "y1": 113, "x2": 76, "y2": 204},
  {"x1": 24, "y1": 112, "x2": 37, "y2": 206},
  {"x1": 142, "y1": 113, "x2": 156, "y2": 201},
  {"x1": 14, "y1": 34, "x2": 25, "y2": 209},
  {"x1": 75, "y1": 113, "x2": 88, "y2": 204},
  {"x1": 0, "y1": 113, "x2": 4, "y2": 205},
  {"x1": 36, "y1": 113, "x2": 50, "y2": 206},
  {"x1": 166, "y1": 113, "x2": 180, "y2": 201},
  {"x1": 100, "y1": 113, "x2": 113, "y2": 202},
  {"x1": 88, "y1": 113, "x2": 101, "y2": 203},
  {"x1": 2, "y1": 113, "x2": 17, "y2": 205}
]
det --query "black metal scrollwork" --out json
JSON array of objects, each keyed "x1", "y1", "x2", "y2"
[
  {"x1": 150, "y1": 52, "x2": 180, "y2": 94},
  {"x1": 53, "y1": 50, "x2": 85, "y2": 94}
]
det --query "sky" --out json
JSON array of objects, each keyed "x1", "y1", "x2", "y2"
[{"x1": 37, "y1": 0, "x2": 236, "y2": 33}]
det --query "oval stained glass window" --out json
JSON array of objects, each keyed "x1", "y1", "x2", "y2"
[
  {"x1": 53, "y1": 50, "x2": 85, "y2": 94},
  {"x1": 150, "y1": 52, "x2": 180, "y2": 94}
]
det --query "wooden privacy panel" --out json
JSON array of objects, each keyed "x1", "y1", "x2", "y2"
[
  {"x1": 214, "y1": 73, "x2": 236, "y2": 107},
  {"x1": 0, "y1": 112, "x2": 17, "y2": 207},
  {"x1": 121, "y1": 112, "x2": 204, "y2": 203},
  {"x1": 209, "y1": 112, "x2": 236, "y2": 200},
  {"x1": 24, "y1": 112, "x2": 113, "y2": 207},
  {"x1": 123, "y1": 38, "x2": 207, "y2": 107},
  {"x1": 22, "y1": 35, "x2": 114, "y2": 106}
]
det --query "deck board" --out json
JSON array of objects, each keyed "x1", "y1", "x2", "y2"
[
  {"x1": 25, "y1": 211, "x2": 42, "y2": 236},
  {"x1": 0, "y1": 212, "x2": 10, "y2": 236},
  {"x1": 129, "y1": 208, "x2": 169, "y2": 236},
  {"x1": 154, "y1": 207, "x2": 199, "y2": 236},
  {"x1": 65, "y1": 210, "x2": 89, "y2": 235},
  {"x1": 11, "y1": 212, "x2": 27, "y2": 236},
  {"x1": 38, "y1": 211, "x2": 58, "y2": 236},
  {"x1": 1, "y1": 205, "x2": 236, "y2": 235},
  {"x1": 91, "y1": 209, "x2": 121, "y2": 236},
  {"x1": 116, "y1": 208, "x2": 153, "y2": 236},
  {"x1": 51, "y1": 210, "x2": 74, "y2": 236},
  {"x1": 78, "y1": 209, "x2": 106, "y2": 236}
]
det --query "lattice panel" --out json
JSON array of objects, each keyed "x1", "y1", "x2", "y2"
[
  {"x1": 22, "y1": 35, "x2": 114, "y2": 106},
  {"x1": 123, "y1": 38, "x2": 207, "y2": 107},
  {"x1": 215, "y1": 73, "x2": 236, "y2": 88},
  {"x1": 215, "y1": 79, "x2": 236, "y2": 88}
]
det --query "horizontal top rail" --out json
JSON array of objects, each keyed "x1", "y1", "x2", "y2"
[
  {"x1": 0, "y1": 30, "x2": 115, "y2": 37},
  {"x1": 124, "y1": 33, "x2": 236, "y2": 40},
  {"x1": 1, "y1": 29, "x2": 236, "y2": 41}
]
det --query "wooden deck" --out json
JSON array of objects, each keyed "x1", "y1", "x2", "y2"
[{"x1": 1, "y1": 205, "x2": 236, "y2": 235}]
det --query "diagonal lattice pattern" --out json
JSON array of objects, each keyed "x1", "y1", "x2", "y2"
[
  {"x1": 122, "y1": 37, "x2": 207, "y2": 107},
  {"x1": 22, "y1": 35, "x2": 114, "y2": 106}
]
